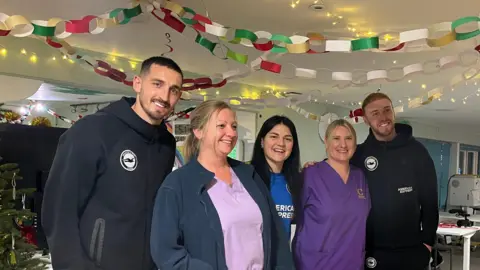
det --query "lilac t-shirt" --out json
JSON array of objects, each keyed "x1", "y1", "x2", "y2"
[
  {"x1": 293, "y1": 161, "x2": 371, "y2": 270},
  {"x1": 208, "y1": 169, "x2": 264, "y2": 270}
]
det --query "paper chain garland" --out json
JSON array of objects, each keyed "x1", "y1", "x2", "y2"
[
  {"x1": 1, "y1": 1, "x2": 480, "y2": 89},
  {"x1": 3, "y1": 1, "x2": 477, "y2": 54},
  {"x1": 0, "y1": 3, "x2": 232, "y2": 91},
  {"x1": 0, "y1": 0, "x2": 479, "y2": 117},
  {"x1": 154, "y1": 1, "x2": 480, "y2": 55},
  {"x1": 261, "y1": 44, "x2": 480, "y2": 89},
  {"x1": 147, "y1": 1, "x2": 480, "y2": 87},
  {"x1": 164, "y1": 2, "x2": 480, "y2": 54}
]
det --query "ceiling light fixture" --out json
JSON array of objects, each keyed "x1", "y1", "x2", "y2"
[{"x1": 309, "y1": 2, "x2": 325, "y2": 11}]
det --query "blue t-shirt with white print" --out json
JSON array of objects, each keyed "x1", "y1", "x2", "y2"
[{"x1": 270, "y1": 173, "x2": 294, "y2": 237}]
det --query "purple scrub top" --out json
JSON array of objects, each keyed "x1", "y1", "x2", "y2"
[{"x1": 293, "y1": 160, "x2": 370, "y2": 270}]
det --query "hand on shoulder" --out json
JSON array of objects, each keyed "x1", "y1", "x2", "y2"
[{"x1": 302, "y1": 161, "x2": 319, "y2": 171}]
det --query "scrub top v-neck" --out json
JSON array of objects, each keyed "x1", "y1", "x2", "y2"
[{"x1": 293, "y1": 160, "x2": 371, "y2": 270}]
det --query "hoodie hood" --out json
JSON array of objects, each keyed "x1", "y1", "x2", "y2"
[
  {"x1": 365, "y1": 123, "x2": 413, "y2": 149},
  {"x1": 101, "y1": 97, "x2": 170, "y2": 142}
]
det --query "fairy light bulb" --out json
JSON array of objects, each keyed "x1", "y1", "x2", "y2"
[
  {"x1": 35, "y1": 103, "x2": 45, "y2": 111},
  {"x1": 451, "y1": 98, "x2": 456, "y2": 103},
  {"x1": 20, "y1": 49, "x2": 26, "y2": 55},
  {"x1": 421, "y1": 84, "x2": 426, "y2": 89},
  {"x1": 130, "y1": 62, "x2": 137, "y2": 70},
  {"x1": 29, "y1": 54, "x2": 37, "y2": 63},
  {"x1": 0, "y1": 48, "x2": 6, "y2": 56}
]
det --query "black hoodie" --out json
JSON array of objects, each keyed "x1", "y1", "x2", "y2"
[
  {"x1": 351, "y1": 123, "x2": 439, "y2": 250},
  {"x1": 42, "y1": 97, "x2": 176, "y2": 270}
]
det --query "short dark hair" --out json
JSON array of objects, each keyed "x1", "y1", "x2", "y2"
[
  {"x1": 140, "y1": 56, "x2": 183, "y2": 79},
  {"x1": 362, "y1": 92, "x2": 392, "y2": 111}
]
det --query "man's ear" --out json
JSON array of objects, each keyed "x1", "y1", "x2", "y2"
[
  {"x1": 133, "y1": 75, "x2": 142, "y2": 94},
  {"x1": 362, "y1": 116, "x2": 370, "y2": 127}
]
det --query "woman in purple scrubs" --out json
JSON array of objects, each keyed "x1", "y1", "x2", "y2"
[{"x1": 292, "y1": 119, "x2": 370, "y2": 270}]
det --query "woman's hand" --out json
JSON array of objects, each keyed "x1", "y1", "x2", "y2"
[{"x1": 302, "y1": 161, "x2": 318, "y2": 170}]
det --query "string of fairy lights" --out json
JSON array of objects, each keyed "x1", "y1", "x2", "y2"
[
  {"x1": 288, "y1": 0, "x2": 375, "y2": 39},
  {"x1": 0, "y1": 44, "x2": 140, "y2": 73}
]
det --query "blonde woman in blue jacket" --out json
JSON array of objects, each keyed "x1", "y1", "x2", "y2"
[{"x1": 150, "y1": 100, "x2": 294, "y2": 270}]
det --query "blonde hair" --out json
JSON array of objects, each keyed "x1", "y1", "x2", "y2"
[
  {"x1": 183, "y1": 100, "x2": 232, "y2": 162},
  {"x1": 325, "y1": 119, "x2": 357, "y2": 145}
]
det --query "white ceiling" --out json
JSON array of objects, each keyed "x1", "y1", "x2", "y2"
[{"x1": 1, "y1": 0, "x2": 480, "y2": 124}]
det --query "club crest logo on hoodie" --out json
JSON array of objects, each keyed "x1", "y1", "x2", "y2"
[
  {"x1": 120, "y1": 150, "x2": 137, "y2": 171},
  {"x1": 364, "y1": 156, "x2": 378, "y2": 171},
  {"x1": 366, "y1": 257, "x2": 377, "y2": 268}
]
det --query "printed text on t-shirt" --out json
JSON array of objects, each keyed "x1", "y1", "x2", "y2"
[{"x1": 276, "y1": 205, "x2": 294, "y2": 219}]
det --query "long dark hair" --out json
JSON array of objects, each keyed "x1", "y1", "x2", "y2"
[{"x1": 251, "y1": 115, "x2": 301, "y2": 213}]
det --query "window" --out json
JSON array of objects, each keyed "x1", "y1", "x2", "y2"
[{"x1": 459, "y1": 150, "x2": 478, "y2": 175}]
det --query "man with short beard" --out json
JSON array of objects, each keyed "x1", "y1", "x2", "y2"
[
  {"x1": 352, "y1": 92, "x2": 439, "y2": 270},
  {"x1": 42, "y1": 57, "x2": 183, "y2": 270}
]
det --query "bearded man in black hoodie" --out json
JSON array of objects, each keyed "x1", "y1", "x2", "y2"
[
  {"x1": 351, "y1": 92, "x2": 439, "y2": 270},
  {"x1": 42, "y1": 56, "x2": 183, "y2": 270}
]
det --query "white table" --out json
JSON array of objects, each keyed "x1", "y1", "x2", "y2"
[
  {"x1": 436, "y1": 226, "x2": 480, "y2": 270},
  {"x1": 439, "y1": 211, "x2": 480, "y2": 224}
]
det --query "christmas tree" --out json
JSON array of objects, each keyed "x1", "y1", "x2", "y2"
[{"x1": 0, "y1": 162, "x2": 48, "y2": 269}]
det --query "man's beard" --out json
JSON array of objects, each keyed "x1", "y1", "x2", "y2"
[{"x1": 140, "y1": 97, "x2": 171, "y2": 122}]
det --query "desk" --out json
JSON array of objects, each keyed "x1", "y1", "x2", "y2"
[
  {"x1": 439, "y1": 212, "x2": 480, "y2": 224},
  {"x1": 436, "y1": 226, "x2": 480, "y2": 270}
]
